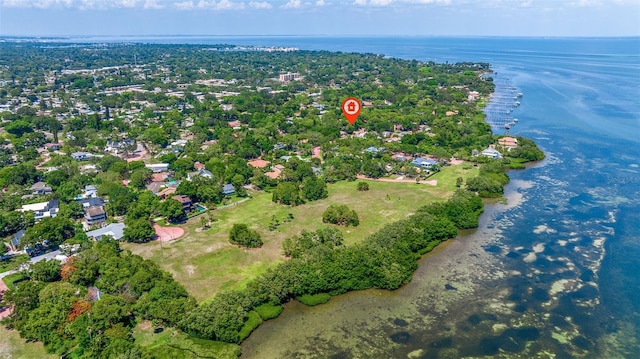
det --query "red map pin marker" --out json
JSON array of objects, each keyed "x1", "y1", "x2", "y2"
[{"x1": 342, "y1": 97, "x2": 361, "y2": 125}]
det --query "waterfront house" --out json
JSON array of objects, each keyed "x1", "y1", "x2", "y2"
[
  {"x1": 498, "y1": 136, "x2": 518, "y2": 150},
  {"x1": 481, "y1": 147, "x2": 503, "y2": 159}
]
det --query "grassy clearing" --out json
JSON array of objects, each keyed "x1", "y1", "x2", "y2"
[
  {"x1": 123, "y1": 163, "x2": 479, "y2": 302},
  {"x1": 132, "y1": 322, "x2": 240, "y2": 359},
  {"x1": 0, "y1": 326, "x2": 55, "y2": 359}
]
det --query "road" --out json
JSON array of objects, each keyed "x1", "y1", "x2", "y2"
[{"x1": 0, "y1": 250, "x2": 62, "y2": 279}]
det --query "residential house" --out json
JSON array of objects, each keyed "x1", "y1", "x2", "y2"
[
  {"x1": 498, "y1": 136, "x2": 518, "y2": 150},
  {"x1": 44, "y1": 143, "x2": 60, "y2": 151},
  {"x1": 10, "y1": 229, "x2": 25, "y2": 251},
  {"x1": 86, "y1": 223, "x2": 126, "y2": 241},
  {"x1": 151, "y1": 171, "x2": 172, "y2": 182},
  {"x1": 71, "y1": 152, "x2": 93, "y2": 161},
  {"x1": 172, "y1": 195, "x2": 193, "y2": 213},
  {"x1": 82, "y1": 185, "x2": 98, "y2": 198},
  {"x1": 391, "y1": 152, "x2": 411, "y2": 162},
  {"x1": 481, "y1": 147, "x2": 503, "y2": 159},
  {"x1": 30, "y1": 181, "x2": 53, "y2": 195},
  {"x1": 187, "y1": 168, "x2": 213, "y2": 181},
  {"x1": 265, "y1": 164, "x2": 285, "y2": 180},
  {"x1": 145, "y1": 163, "x2": 170, "y2": 173},
  {"x1": 78, "y1": 197, "x2": 105, "y2": 209},
  {"x1": 365, "y1": 146, "x2": 384, "y2": 155},
  {"x1": 411, "y1": 157, "x2": 438, "y2": 169},
  {"x1": 247, "y1": 159, "x2": 270, "y2": 169},
  {"x1": 222, "y1": 184, "x2": 235, "y2": 196},
  {"x1": 85, "y1": 206, "x2": 107, "y2": 226},
  {"x1": 157, "y1": 186, "x2": 177, "y2": 199},
  {"x1": 19, "y1": 199, "x2": 59, "y2": 222},
  {"x1": 146, "y1": 181, "x2": 165, "y2": 194},
  {"x1": 105, "y1": 139, "x2": 135, "y2": 154}
]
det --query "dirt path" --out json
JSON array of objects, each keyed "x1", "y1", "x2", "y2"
[{"x1": 356, "y1": 175, "x2": 438, "y2": 186}]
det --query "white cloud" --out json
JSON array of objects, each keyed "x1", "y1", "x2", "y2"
[
  {"x1": 174, "y1": 0, "x2": 194, "y2": 9},
  {"x1": 143, "y1": 0, "x2": 164, "y2": 9},
  {"x1": 177, "y1": 0, "x2": 245, "y2": 10},
  {"x1": 316, "y1": 0, "x2": 326, "y2": 6},
  {"x1": 249, "y1": 1, "x2": 271, "y2": 9},
  {"x1": 281, "y1": 0, "x2": 302, "y2": 8}
]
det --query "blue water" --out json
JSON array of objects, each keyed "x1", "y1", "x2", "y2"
[{"x1": 62, "y1": 36, "x2": 640, "y2": 356}]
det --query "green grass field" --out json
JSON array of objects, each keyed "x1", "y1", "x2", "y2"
[
  {"x1": 123, "y1": 163, "x2": 479, "y2": 302},
  {"x1": 0, "y1": 326, "x2": 55, "y2": 359},
  {"x1": 132, "y1": 322, "x2": 240, "y2": 359}
]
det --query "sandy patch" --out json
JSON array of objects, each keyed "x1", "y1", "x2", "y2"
[
  {"x1": 154, "y1": 224, "x2": 185, "y2": 242},
  {"x1": 523, "y1": 252, "x2": 537, "y2": 263},
  {"x1": 533, "y1": 224, "x2": 557, "y2": 234}
]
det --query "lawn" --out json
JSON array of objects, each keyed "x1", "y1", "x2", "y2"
[
  {"x1": 123, "y1": 163, "x2": 479, "y2": 302},
  {"x1": 0, "y1": 326, "x2": 55, "y2": 359},
  {"x1": 132, "y1": 322, "x2": 240, "y2": 359}
]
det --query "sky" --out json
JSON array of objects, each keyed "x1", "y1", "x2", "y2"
[{"x1": 0, "y1": 0, "x2": 639, "y2": 37}]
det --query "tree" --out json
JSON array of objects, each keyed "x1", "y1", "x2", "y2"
[
  {"x1": 272, "y1": 182, "x2": 303, "y2": 206},
  {"x1": 456, "y1": 177, "x2": 464, "y2": 188},
  {"x1": 229, "y1": 223, "x2": 263, "y2": 248},
  {"x1": 123, "y1": 219, "x2": 155, "y2": 243},
  {"x1": 21, "y1": 216, "x2": 76, "y2": 249},
  {"x1": 357, "y1": 182, "x2": 370, "y2": 191},
  {"x1": 30, "y1": 259, "x2": 62, "y2": 282},
  {"x1": 200, "y1": 216, "x2": 208, "y2": 230},
  {"x1": 160, "y1": 199, "x2": 186, "y2": 223},
  {"x1": 301, "y1": 176, "x2": 328, "y2": 201},
  {"x1": 322, "y1": 205, "x2": 359, "y2": 226}
]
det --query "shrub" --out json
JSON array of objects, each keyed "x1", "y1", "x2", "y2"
[
  {"x1": 322, "y1": 205, "x2": 359, "y2": 226},
  {"x1": 357, "y1": 181, "x2": 370, "y2": 191},
  {"x1": 297, "y1": 293, "x2": 331, "y2": 306},
  {"x1": 255, "y1": 303, "x2": 284, "y2": 320},
  {"x1": 229, "y1": 223, "x2": 263, "y2": 248},
  {"x1": 238, "y1": 311, "x2": 262, "y2": 341}
]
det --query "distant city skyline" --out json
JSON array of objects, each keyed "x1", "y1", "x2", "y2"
[{"x1": 0, "y1": 0, "x2": 639, "y2": 37}]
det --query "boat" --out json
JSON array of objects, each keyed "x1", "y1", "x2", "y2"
[
  {"x1": 513, "y1": 118, "x2": 518, "y2": 122},
  {"x1": 504, "y1": 124, "x2": 510, "y2": 130},
  {"x1": 517, "y1": 92, "x2": 523, "y2": 97}
]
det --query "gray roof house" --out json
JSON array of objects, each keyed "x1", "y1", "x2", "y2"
[
  {"x1": 411, "y1": 157, "x2": 438, "y2": 169},
  {"x1": 481, "y1": 148, "x2": 502, "y2": 159},
  {"x1": 30, "y1": 181, "x2": 53, "y2": 195},
  {"x1": 222, "y1": 184, "x2": 235, "y2": 196},
  {"x1": 86, "y1": 223, "x2": 126, "y2": 241}
]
